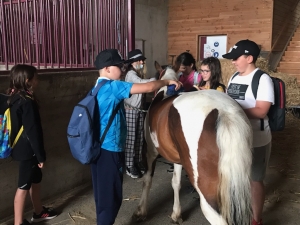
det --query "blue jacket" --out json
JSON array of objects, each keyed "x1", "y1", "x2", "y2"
[{"x1": 94, "y1": 78, "x2": 133, "y2": 152}]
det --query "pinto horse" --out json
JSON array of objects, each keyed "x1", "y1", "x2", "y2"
[{"x1": 132, "y1": 62, "x2": 253, "y2": 225}]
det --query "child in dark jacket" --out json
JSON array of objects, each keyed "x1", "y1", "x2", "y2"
[{"x1": 8, "y1": 65, "x2": 57, "y2": 225}]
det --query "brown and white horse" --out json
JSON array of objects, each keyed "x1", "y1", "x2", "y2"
[{"x1": 132, "y1": 63, "x2": 253, "y2": 225}]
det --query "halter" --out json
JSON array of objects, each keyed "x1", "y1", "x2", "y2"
[{"x1": 158, "y1": 68, "x2": 167, "y2": 80}]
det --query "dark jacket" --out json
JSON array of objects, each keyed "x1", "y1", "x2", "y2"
[{"x1": 9, "y1": 93, "x2": 46, "y2": 162}]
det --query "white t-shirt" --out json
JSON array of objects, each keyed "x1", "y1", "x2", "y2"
[{"x1": 227, "y1": 68, "x2": 274, "y2": 147}]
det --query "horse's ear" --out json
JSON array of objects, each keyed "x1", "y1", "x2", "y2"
[
  {"x1": 154, "y1": 61, "x2": 163, "y2": 73},
  {"x1": 173, "y1": 61, "x2": 180, "y2": 73}
]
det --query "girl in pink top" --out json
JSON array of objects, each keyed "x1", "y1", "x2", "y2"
[{"x1": 176, "y1": 52, "x2": 202, "y2": 91}]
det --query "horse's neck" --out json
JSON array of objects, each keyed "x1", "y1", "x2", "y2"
[
  {"x1": 157, "y1": 86, "x2": 168, "y2": 98},
  {"x1": 157, "y1": 68, "x2": 178, "y2": 99},
  {"x1": 161, "y1": 68, "x2": 178, "y2": 81}
]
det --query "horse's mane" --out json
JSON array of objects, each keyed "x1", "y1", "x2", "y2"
[{"x1": 161, "y1": 67, "x2": 178, "y2": 81}]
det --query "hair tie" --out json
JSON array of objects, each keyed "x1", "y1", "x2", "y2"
[{"x1": 26, "y1": 90, "x2": 33, "y2": 96}]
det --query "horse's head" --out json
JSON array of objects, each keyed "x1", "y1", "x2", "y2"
[
  {"x1": 152, "y1": 61, "x2": 180, "y2": 100},
  {"x1": 154, "y1": 60, "x2": 178, "y2": 81}
]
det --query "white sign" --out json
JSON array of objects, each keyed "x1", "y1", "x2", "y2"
[
  {"x1": 203, "y1": 44, "x2": 212, "y2": 58},
  {"x1": 203, "y1": 35, "x2": 227, "y2": 59}
]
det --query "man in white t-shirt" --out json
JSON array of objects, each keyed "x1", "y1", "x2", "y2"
[{"x1": 223, "y1": 39, "x2": 274, "y2": 225}]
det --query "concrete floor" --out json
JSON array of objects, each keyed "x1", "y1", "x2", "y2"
[
  {"x1": 2, "y1": 113, "x2": 300, "y2": 225},
  {"x1": 1, "y1": 159, "x2": 209, "y2": 225}
]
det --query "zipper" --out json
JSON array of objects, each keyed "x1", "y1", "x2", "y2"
[{"x1": 67, "y1": 134, "x2": 80, "y2": 138}]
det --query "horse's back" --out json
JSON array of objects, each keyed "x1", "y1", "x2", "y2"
[
  {"x1": 147, "y1": 90, "x2": 246, "y2": 165},
  {"x1": 173, "y1": 90, "x2": 245, "y2": 117}
]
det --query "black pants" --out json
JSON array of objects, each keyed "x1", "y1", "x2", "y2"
[{"x1": 91, "y1": 149, "x2": 124, "y2": 225}]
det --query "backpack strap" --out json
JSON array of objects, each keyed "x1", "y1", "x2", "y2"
[
  {"x1": 193, "y1": 71, "x2": 200, "y2": 85},
  {"x1": 12, "y1": 126, "x2": 23, "y2": 148},
  {"x1": 231, "y1": 71, "x2": 240, "y2": 81},
  {"x1": 4, "y1": 107, "x2": 23, "y2": 149},
  {"x1": 91, "y1": 79, "x2": 119, "y2": 146},
  {"x1": 92, "y1": 79, "x2": 108, "y2": 96},
  {"x1": 8, "y1": 95, "x2": 32, "y2": 149},
  {"x1": 251, "y1": 69, "x2": 265, "y2": 99},
  {"x1": 251, "y1": 69, "x2": 266, "y2": 130},
  {"x1": 99, "y1": 102, "x2": 121, "y2": 146}
]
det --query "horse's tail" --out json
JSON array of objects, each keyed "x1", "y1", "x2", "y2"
[{"x1": 216, "y1": 109, "x2": 252, "y2": 225}]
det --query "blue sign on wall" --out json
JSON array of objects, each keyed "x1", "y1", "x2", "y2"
[
  {"x1": 214, "y1": 42, "x2": 219, "y2": 47},
  {"x1": 214, "y1": 52, "x2": 219, "y2": 57}
]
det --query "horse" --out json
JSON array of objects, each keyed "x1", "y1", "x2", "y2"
[{"x1": 132, "y1": 61, "x2": 253, "y2": 225}]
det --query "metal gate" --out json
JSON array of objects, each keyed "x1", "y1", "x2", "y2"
[{"x1": 0, "y1": 0, "x2": 134, "y2": 70}]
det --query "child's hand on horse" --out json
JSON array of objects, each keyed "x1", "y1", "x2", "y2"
[
  {"x1": 193, "y1": 85, "x2": 200, "y2": 90},
  {"x1": 193, "y1": 85, "x2": 207, "y2": 91}
]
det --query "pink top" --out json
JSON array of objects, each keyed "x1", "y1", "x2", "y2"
[{"x1": 179, "y1": 70, "x2": 202, "y2": 91}]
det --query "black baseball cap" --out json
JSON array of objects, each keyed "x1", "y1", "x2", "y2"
[
  {"x1": 222, "y1": 39, "x2": 260, "y2": 60},
  {"x1": 128, "y1": 49, "x2": 146, "y2": 63},
  {"x1": 94, "y1": 49, "x2": 127, "y2": 70}
]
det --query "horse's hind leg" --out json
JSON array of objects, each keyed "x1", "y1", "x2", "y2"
[
  {"x1": 170, "y1": 163, "x2": 183, "y2": 224},
  {"x1": 132, "y1": 143, "x2": 158, "y2": 221}
]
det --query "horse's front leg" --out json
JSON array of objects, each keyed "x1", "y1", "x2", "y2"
[
  {"x1": 132, "y1": 144, "x2": 158, "y2": 221},
  {"x1": 170, "y1": 163, "x2": 183, "y2": 224}
]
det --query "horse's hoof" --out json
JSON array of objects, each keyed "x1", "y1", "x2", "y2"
[
  {"x1": 132, "y1": 213, "x2": 147, "y2": 222},
  {"x1": 168, "y1": 215, "x2": 183, "y2": 224}
]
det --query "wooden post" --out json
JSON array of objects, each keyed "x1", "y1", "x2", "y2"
[{"x1": 128, "y1": 0, "x2": 135, "y2": 52}]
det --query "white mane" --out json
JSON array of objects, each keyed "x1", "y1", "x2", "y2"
[{"x1": 161, "y1": 68, "x2": 178, "y2": 81}]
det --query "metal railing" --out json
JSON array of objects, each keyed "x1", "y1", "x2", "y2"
[{"x1": 0, "y1": 0, "x2": 131, "y2": 71}]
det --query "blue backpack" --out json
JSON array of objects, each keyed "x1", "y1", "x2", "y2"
[
  {"x1": 0, "y1": 93, "x2": 24, "y2": 159},
  {"x1": 67, "y1": 80, "x2": 120, "y2": 164}
]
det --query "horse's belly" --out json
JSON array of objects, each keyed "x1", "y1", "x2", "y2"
[
  {"x1": 148, "y1": 94, "x2": 181, "y2": 164},
  {"x1": 152, "y1": 123, "x2": 181, "y2": 164},
  {"x1": 158, "y1": 148, "x2": 181, "y2": 164}
]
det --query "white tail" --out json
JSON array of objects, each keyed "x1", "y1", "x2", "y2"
[{"x1": 217, "y1": 105, "x2": 252, "y2": 225}]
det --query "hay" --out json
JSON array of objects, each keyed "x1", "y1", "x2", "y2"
[{"x1": 197, "y1": 57, "x2": 300, "y2": 107}]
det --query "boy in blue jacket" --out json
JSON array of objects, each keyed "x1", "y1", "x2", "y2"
[{"x1": 91, "y1": 49, "x2": 181, "y2": 225}]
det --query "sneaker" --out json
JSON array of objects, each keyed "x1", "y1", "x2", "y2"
[
  {"x1": 21, "y1": 219, "x2": 31, "y2": 225},
  {"x1": 167, "y1": 165, "x2": 174, "y2": 173},
  {"x1": 136, "y1": 162, "x2": 146, "y2": 174},
  {"x1": 126, "y1": 166, "x2": 142, "y2": 178},
  {"x1": 252, "y1": 219, "x2": 263, "y2": 225},
  {"x1": 31, "y1": 206, "x2": 58, "y2": 223}
]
